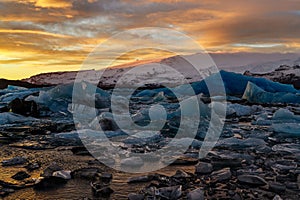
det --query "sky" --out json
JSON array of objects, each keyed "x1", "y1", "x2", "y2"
[{"x1": 0, "y1": 0, "x2": 300, "y2": 79}]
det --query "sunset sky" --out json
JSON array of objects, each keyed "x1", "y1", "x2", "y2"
[{"x1": 1, "y1": 0, "x2": 300, "y2": 79}]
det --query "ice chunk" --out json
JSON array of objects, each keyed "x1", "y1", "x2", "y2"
[
  {"x1": 0, "y1": 112, "x2": 38, "y2": 125},
  {"x1": 216, "y1": 137, "x2": 266, "y2": 149},
  {"x1": 272, "y1": 123, "x2": 300, "y2": 137},
  {"x1": 179, "y1": 96, "x2": 209, "y2": 118},
  {"x1": 153, "y1": 91, "x2": 166, "y2": 102},
  {"x1": 271, "y1": 109, "x2": 300, "y2": 136},
  {"x1": 124, "y1": 131, "x2": 162, "y2": 144},
  {"x1": 273, "y1": 108, "x2": 300, "y2": 122},
  {"x1": 209, "y1": 102, "x2": 227, "y2": 117},
  {"x1": 31, "y1": 82, "x2": 111, "y2": 112},
  {"x1": 227, "y1": 104, "x2": 262, "y2": 117},
  {"x1": 192, "y1": 70, "x2": 299, "y2": 96},
  {"x1": 135, "y1": 70, "x2": 298, "y2": 98},
  {"x1": 0, "y1": 88, "x2": 39, "y2": 104},
  {"x1": 6, "y1": 85, "x2": 28, "y2": 91},
  {"x1": 242, "y1": 82, "x2": 300, "y2": 104}
]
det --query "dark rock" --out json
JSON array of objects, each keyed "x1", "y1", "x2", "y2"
[
  {"x1": 120, "y1": 157, "x2": 143, "y2": 168},
  {"x1": 187, "y1": 188, "x2": 204, "y2": 200},
  {"x1": 8, "y1": 98, "x2": 38, "y2": 117},
  {"x1": 52, "y1": 170, "x2": 72, "y2": 180},
  {"x1": 172, "y1": 170, "x2": 192, "y2": 179},
  {"x1": 211, "y1": 156, "x2": 242, "y2": 169},
  {"x1": 71, "y1": 146, "x2": 91, "y2": 156},
  {"x1": 170, "y1": 157, "x2": 198, "y2": 165},
  {"x1": 269, "y1": 182, "x2": 286, "y2": 193},
  {"x1": 11, "y1": 171, "x2": 30, "y2": 180},
  {"x1": 95, "y1": 186, "x2": 114, "y2": 196},
  {"x1": 157, "y1": 185, "x2": 182, "y2": 200},
  {"x1": 71, "y1": 168, "x2": 102, "y2": 180},
  {"x1": 211, "y1": 168, "x2": 232, "y2": 183},
  {"x1": 9, "y1": 141, "x2": 51, "y2": 150},
  {"x1": 0, "y1": 187, "x2": 15, "y2": 197},
  {"x1": 2, "y1": 156, "x2": 27, "y2": 166},
  {"x1": 285, "y1": 182, "x2": 298, "y2": 190},
  {"x1": 195, "y1": 162, "x2": 213, "y2": 174},
  {"x1": 99, "y1": 118, "x2": 119, "y2": 131},
  {"x1": 91, "y1": 182, "x2": 114, "y2": 197},
  {"x1": 128, "y1": 175, "x2": 153, "y2": 183},
  {"x1": 41, "y1": 163, "x2": 62, "y2": 178},
  {"x1": 25, "y1": 162, "x2": 40, "y2": 171},
  {"x1": 216, "y1": 138, "x2": 266, "y2": 150},
  {"x1": 34, "y1": 176, "x2": 67, "y2": 189},
  {"x1": 237, "y1": 175, "x2": 267, "y2": 186},
  {"x1": 275, "y1": 175, "x2": 293, "y2": 183},
  {"x1": 0, "y1": 78, "x2": 44, "y2": 90},
  {"x1": 128, "y1": 193, "x2": 145, "y2": 200},
  {"x1": 273, "y1": 195, "x2": 283, "y2": 200},
  {"x1": 99, "y1": 172, "x2": 113, "y2": 183},
  {"x1": 0, "y1": 180, "x2": 26, "y2": 189},
  {"x1": 272, "y1": 163, "x2": 297, "y2": 173}
]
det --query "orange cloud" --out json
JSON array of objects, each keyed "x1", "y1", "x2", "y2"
[
  {"x1": 0, "y1": 0, "x2": 300, "y2": 79},
  {"x1": 26, "y1": 0, "x2": 72, "y2": 8},
  {"x1": 0, "y1": 29, "x2": 72, "y2": 38}
]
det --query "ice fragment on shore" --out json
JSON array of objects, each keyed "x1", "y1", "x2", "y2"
[
  {"x1": 242, "y1": 82, "x2": 300, "y2": 104},
  {"x1": 0, "y1": 112, "x2": 38, "y2": 125}
]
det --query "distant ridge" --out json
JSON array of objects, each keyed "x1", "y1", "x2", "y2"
[
  {"x1": 0, "y1": 78, "x2": 48, "y2": 89},
  {"x1": 21, "y1": 52, "x2": 300, "y2": 88}
]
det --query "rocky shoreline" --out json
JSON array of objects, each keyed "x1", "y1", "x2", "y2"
[
  {"x1": 1, "y1": 69, "x2": 300, "y2": 199},
  {"x1": 1, "y1": 107, "x2": 300, "y2": 199}
]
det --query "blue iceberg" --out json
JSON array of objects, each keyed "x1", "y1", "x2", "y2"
[
  {"x1": 136, "y1": 70, "x2": 299, "y2": 99},
  {"x1": 242, "y1": 82, "x2": 300, "y2": 104}
]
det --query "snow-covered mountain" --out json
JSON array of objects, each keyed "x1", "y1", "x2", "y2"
[{"x1": 23, "y1": 53, "x2": 300, "y2": 87}]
